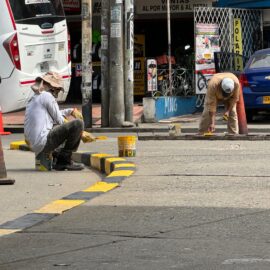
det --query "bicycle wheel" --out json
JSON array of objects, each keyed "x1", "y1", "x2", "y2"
[
  {"x1": 197, "y1": 76, "x2": 207, "y2": 91},
  {"x1": 195, "y1": 94, "x2": 205, "y2": 108},
  {"x1": 161, "y1": 80, "x2": 170, "y2": 96}
]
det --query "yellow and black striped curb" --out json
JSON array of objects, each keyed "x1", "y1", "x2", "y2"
[
  {"x1": 1, "y1": 143, "x2": 136, "y2": 237},
  {"x1": 10, "y1": 141, "x2": 31, "y2": 151}
]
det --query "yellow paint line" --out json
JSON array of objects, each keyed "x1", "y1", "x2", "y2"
[
  {"x1": 84, "y1": 181, "x2": 119, "y2": 192},
  {"x1": 10, "y1": 141, "x2": 27, "y2": 150},
  {"x1": 105, "y1": 157, "x2": 126, "y2": 174},
  {"x1": 107, "y1": 170, "x2": 135, "y2": 177},
  {"x1": 114, "y1": 163, "x2": 135, "y2": 168},
  {"x1": 91, "y1": 153, "x2": 113, "y2": 170},
  {"x1": 35, "y1": 200, "x2": 85, "y2": 214},
  {"x1": 0, "y1": 229, "x2": 21, "y2": 236}
]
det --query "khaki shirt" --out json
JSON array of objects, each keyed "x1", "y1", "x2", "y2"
[{"x1": 205, "y1": 72, "x2": 240, "y2": 113}]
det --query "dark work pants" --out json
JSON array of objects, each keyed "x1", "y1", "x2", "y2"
[{"x1": 42, "y1": 119, "x2": 84, "y2": 163}]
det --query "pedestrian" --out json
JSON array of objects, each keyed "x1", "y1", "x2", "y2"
[
  {"x1": 198, "y1": 72, "x2": 240, "y2": 135},
  {"x1": 24, "y1": 72, "x2": 93, "y2": 171}
]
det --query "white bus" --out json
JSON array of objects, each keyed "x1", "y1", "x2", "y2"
[{"x1": 0, "y1": 0, "x2": 71, "y2": 113}]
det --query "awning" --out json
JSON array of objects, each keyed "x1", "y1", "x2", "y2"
[{"x1": 217, "y1": 0, "x2": 270, "y2": 8}]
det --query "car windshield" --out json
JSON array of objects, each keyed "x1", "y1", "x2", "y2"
[
  {"x1": 9, "y1": 0, "x2": 64, "y2": 22},
  {"x1": 249, "y1": 53, "x2": 270, "y2": 69}
]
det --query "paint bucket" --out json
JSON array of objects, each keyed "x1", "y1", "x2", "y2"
[
  {"x1": 118, "y1": 136, "x2": 136, "y2": 157},
  {"x1": 35, "y1": 151, "x2": 52, "y2": 171}
]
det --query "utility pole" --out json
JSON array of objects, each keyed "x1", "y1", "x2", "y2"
[
  {"x1": 109, "y1": 0, "x2": 125, "y2": 127},
  {"x1": 81, "y1": 0, "x2": 92, "y2": 127},
  {"x1": 124, "y1": 0, "x2": 134, "y2": 123},
  {"x1": 167, "y1": 0, "x2": 172, "y2": 96},
  {"x1": 101, "y1": 0, "x2": 110, "y2": 127}
]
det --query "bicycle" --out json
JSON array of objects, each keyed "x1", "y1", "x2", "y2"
[
  {"x1": 195, "y1": 71, "x2": 210, "y2": 109},
  {"x1": 172, "y1": 67, "x2": 194, "y2": 96},
  {"x1": 154, "y1": 65, "x2": 194, "y2": 97}
]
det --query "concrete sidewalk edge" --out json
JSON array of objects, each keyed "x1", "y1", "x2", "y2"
[
  {"x1": 0, "y1": 145, "x2": 136, "y2": 237},
  {"x1": 5, "y1": 125, "x2": 270, "y2": 134}
]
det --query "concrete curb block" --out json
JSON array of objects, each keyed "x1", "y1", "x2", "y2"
[
  {"x1": 10, "y1": 141, "x2": 30, "y2": 151},
  {"x1": 138, "y1": 134, "x2": 270, "y2": 141},
  {"x1": 1, "y1": 143, "x2": 136, "y2": 237}
]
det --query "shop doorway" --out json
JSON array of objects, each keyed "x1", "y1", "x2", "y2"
[{"x1": 135, "y1": 18, "x2": 194, "y2": 66}]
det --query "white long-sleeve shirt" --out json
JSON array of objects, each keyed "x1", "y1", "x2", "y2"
[{"x1": 24, "y1": 91, "x2": 73, "y2": 155}]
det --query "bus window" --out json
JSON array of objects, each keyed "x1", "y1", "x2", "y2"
[{"x1": 9, "y1": 0, "x2": 65, "y2": 22}]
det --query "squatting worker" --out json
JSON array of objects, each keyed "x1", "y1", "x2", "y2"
[
  {"x1": 198, "y1": 72, "x2": 240, "y2": 135},
  {"x1": 24, "y1": 72, "x2": 85, "y2": 171}
]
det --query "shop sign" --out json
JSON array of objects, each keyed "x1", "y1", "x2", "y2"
[
  {"x1": 134, "y1": 35, "x2": 145, "y2": 57},
  {"x1": 135, "y1": 0, "x2": 212, "y2": 14},
  {"x1": 92, "y1": 0, "x2": 211, "y2": 15},
  {"x1": 134, "y1": 35, "x2": 145, "y2": 95},
  {"x1": 63, "y1": 0, "x2": 80, "y2": 12},
  {"x1": 147, "y1": 59, "x2": 158, "y2": 92},
  {"x1": 233, "y1": 18, "x2": 243, "y2": 71},
  {"x1": 195, "y1": 23, "x2": 220, "y2": 94},
  {"x1": 134, "y1": 57, "x2": 145, "y2": 96}
]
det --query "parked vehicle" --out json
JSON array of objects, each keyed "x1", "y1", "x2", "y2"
[
  {"x1": 240, "y1": 48, "x2": 270, "y2": 121},
  {"x1": 0, "y1": 0, "x2": 71, "y2": 113}
]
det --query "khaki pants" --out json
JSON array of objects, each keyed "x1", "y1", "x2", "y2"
[{"x1": 198, "y1": 104, "x2": 239, "y2": 134}]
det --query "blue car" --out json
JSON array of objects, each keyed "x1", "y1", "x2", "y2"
[{"x1": 240, "y1": 48, "x2": 270, "y2": 121}]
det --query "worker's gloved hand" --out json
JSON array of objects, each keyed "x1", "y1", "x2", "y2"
[
  {"x1": 63, "y1": 116, "x2": 69, "y2": 123},
  {"x1": 71, "y1": 108, "x2": 83, "y2": 120},
  {"x1": 81, "y1": 131, "x2": 96, "y2": 143},
  {"x1": 223, "y1": 114, "x2": 229, "y2": 121},
  {"x1": 223, "y1": 111, "x2": 229, "y2": 121}
]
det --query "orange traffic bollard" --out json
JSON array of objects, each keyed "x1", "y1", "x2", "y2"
[
  {"x1": 0, "y1": 136, "x2": 15, "y2": 185},
  {"x1": 236, "y1": 84, "x2": 248, "y2": 135},
  {"x1": 0, "y1": 107, "x2": 11, "y2": 135}
]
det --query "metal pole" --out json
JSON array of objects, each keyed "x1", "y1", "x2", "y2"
[
  {"x1": 109, "y1": 0, "x2": 125, "y2": 127},
  {"x1": 124, "y1": 0, "x2": 134, "y2": 122},
  {"x1": 167, "y1": 0, "x2": 172, "y2": 96},
  {"x1": 81, "y1": 0, "x2": 92, "y2": 128},
  {"x1": 101, "y1": 0, "x2": 110, "y2": 127}
]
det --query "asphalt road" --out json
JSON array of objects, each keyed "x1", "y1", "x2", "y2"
[{"x1": 0, "y1": 133, "x2": 270, "y2": 270}]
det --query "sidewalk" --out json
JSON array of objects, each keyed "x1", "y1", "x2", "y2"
[
  {"x1": 2, "y1": 103, "x2": 144, "y2": 127},
  {"x1": 3, "y1": 103, "x2": 270, "y2": 134}
]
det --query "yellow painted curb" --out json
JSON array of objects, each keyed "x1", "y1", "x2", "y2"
[
  {"x1": 105, "y1": 157, "x2": 126, "y2": 175},
  {"x1": 10, "y1": 141, "x2": 27, "y2": 150},
  {"x1": 114, "y1": 163, "x2": 135, "y2": 169},
  {"x1": 0, "y1": 229, "x2": 21, "y2": 236},
  {"x1": 84, "y1": 181, "x2": 119, "y2": 192},
  {"x1": 107, "y1": 170, "x2": 135, "y2": 178},
  {"x1": 35, "y1": 199, "x2": 85, "y2": 214},
  {"x1": 91, "y1": 153, "x2": 113, "y2": 170}
]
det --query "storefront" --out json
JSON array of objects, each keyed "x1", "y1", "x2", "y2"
[
  {"x1": 217, "y1": 0, "x2": 270, "y2": 49},
  {"x1": 63, "y1": 0, "x2": 215, "y2": 102}
]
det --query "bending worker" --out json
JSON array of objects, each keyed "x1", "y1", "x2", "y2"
[
  {"x1": 198, "y1": 72, "x2": 240, "y2": 135},
  {"x1": 24, "y1": 72, "x2": 94, "y2": 171}
]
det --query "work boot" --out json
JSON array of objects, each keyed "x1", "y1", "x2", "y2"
[
  {"x1": 35, "y1": 151, "x2": 53, "y2": 171},
  {"x1": 52, "y1": 152, "x2": 84, "y2": 171},
  {"x1": 53, "y1": 161, "x2": 84, "y2": 171}
]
